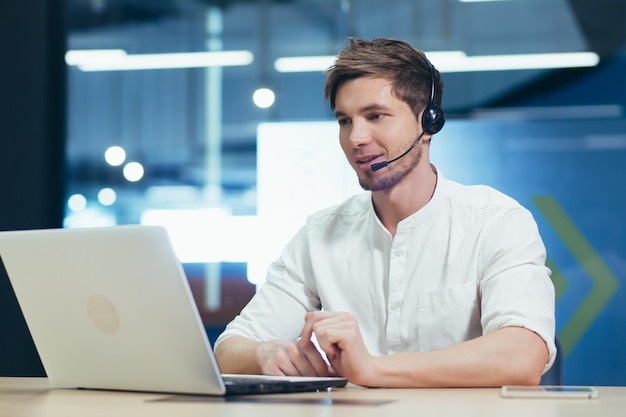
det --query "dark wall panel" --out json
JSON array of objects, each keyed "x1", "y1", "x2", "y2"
[{"x1": 0, "y1": 0, "x2": 66, "y2": 376}]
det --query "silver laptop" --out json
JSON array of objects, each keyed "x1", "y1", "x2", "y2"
[{"x1": 0, "y1": 225, "x2": 346, "y2": 395}]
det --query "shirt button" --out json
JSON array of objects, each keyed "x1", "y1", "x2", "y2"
[
  {"x1": 390, "y1": 301, "x2": 400, "y2": 311},
  {"x1": 393, "y1": 249, "x2": 403, "y2": 257}
]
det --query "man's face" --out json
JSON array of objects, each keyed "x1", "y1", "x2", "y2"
[{"x1": 334, "y1": 76, "x2": 424, "y2": 192}]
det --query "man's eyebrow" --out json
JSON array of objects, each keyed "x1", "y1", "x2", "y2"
[
  {"x1": 334, "y1": 104, "x2": 389, "y2": 119},
  {"x1": 360, "y1": 104, "x2": 388, "y2": 113}
]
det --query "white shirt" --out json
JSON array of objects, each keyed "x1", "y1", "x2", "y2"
[{"x1": 216, "y1": 172, "x2": 557, "y2": 372}]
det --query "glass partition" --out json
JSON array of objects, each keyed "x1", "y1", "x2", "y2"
[{"x1": 64, "y1": 0, "x2": 626, "y2": 385}]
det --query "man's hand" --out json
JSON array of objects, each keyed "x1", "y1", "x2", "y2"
[
  {"x1": 254, "y1": 339, "x2": 332, "y2": 377},
  {"x1": 300, "y1": 311, "x2": 375, "y2": 385}
]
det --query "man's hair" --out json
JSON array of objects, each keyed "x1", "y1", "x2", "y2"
[{"x1": 324, "y1": 38, "x2": 444, "y2": 121}]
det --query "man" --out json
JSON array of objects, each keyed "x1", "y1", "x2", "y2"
[{"x1": 214, "y1": 38, "x2": 556, "y2": 387}]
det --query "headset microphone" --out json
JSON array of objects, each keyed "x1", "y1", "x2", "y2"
[
  {"x1": 370, "y1": 53, "x2": 445, "y2": 172},
  {"x1": 370, "y1": 131, "x2": 426, "y2": 172}
]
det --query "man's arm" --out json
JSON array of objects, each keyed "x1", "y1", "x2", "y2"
[
  {"x1": 368, "y1": 326, "x2": 547, "y2": 387},
  {"x1": 214, "y1": 336, "x2": 264, "y2": 374},
  {"x1": 303, "y1": 311, "x2": 549, "y2": 387},
  {"x1": 215, "y1": 335, "x2": 331, "y2": 376}
]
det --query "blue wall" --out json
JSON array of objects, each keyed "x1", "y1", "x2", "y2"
[{"x1": 432, "y1": 54, "x2": 626, "y2": 385}]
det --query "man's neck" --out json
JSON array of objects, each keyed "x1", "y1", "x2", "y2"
[{"x1": 372, "y1": 164, "x2": 438, "y2": 236}]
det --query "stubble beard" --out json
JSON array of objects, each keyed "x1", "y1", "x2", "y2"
[{"x1": 357, "y1": 146, "x2": 423, "y2": 192}]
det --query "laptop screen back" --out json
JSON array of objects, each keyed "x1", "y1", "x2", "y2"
[{"x1": 0, "y1": 225, "x2": 227, "y2": 395}]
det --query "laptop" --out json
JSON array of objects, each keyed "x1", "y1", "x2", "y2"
[{"x1": 0, "y1": 225, "x2": 347, "y2": 395}]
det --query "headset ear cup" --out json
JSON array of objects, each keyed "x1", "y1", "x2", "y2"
[
  {"x1": 421, "y1": 53, "x2": 445, "y2": 136},
  {"x1": 422, "y1": 104, "x2": 446, "y2": 135}
]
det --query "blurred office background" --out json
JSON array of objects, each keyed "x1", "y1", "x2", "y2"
[{"x1": 1, "y1": 0, "x2": 625, "y2": 386}]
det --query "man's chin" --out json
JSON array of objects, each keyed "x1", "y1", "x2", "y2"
[{"x1": 359, "y1": 179, "x2": 391, "y2": 192}]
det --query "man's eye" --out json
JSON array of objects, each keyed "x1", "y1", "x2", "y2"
[
  {"x1": 338, "y1": 118, "x2": 351, "y2": 125},
  {"x1": 369, "y1": 114, "x2": 383, "y2": 120}
]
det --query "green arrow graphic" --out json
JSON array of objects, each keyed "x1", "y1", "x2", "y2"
[
  {"x1": 534, "y1": 196, "x2": 619, "y2": 358},
  {"x1": 546, "y1": 257, "x2": 567, "y2": 301}
]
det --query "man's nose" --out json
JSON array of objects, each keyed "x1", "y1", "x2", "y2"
[{"x1": 347, "y1": 121, "x2": 371, "y2": 147}]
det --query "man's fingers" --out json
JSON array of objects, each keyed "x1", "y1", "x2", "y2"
[
  {"x1": 260, "y1": 341, "x2": 331, "y2": 377},
  {"x1": 286, "y1": 341, "x2": 331, "y2": 377},
  {"x1": 269, "y1": 347, "x2": 304, "y2": 375},
  {"x1": 300, "y1": 341, "x2": 331, "y2": 376},
  {"x1": 299, "y1": 311, "x2": 318, "y2": 345},
  {"x1": 310, "y1": 320, "x2": 344, "y2": 356}
]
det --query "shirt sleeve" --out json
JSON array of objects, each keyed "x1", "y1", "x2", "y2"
[
  {"x1": 478, "y1": 205, "x2": 557, "y2": 374},
  {"x1": 214, "y1": 225, "x2": 321, "y2": 349}
]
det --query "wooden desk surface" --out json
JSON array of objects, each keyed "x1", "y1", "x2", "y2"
[{"x1": 1, "y1": 378, "x2": 624, "y2": 417}]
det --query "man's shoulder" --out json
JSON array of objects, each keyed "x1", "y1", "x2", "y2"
[
  {"x1": 441, "y1": 177, "x2": 522, "y2": 211},
  {"x1": 307, "y1": 192, "x2": 371, "y2": 224}
]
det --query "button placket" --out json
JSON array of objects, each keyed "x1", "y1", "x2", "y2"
[{"x1": 386, "y1": 232, "x2": 408, "y2": 353}]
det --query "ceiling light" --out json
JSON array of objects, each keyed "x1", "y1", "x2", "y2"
[
  {"x1": 104, "y1": 146, "x2": 126, "y2": 167},
  {"x1": 253, "y1": 88, "x2": 276, "y2": 108},
  {"x1": 433, "y1": 52, "x2": 600, "y2": 73},
  {"x1": 66, "y1": 49, "x2": 254, "y2": 71},
  {"x1": 458, "y1": 0, "x2": 514, "y2": 3},
  {"x1": 97, "y1": 188, "x2": 117, "y2": 206},
  {"x1": 65, "y1": 49, "x2": 128, "y2": 66},
  {"x1": 274, "y1": 56, "x2": 338, "y2": 73},
  {"x1": 274, "y1": 51, "x2": 599, "y2": 74},
  {"x1": 123, "y1": 162, "x2": 144, "y2": 182},
  {"x1": 67, "y1": 194, "x2": 87, "y2": 212}
]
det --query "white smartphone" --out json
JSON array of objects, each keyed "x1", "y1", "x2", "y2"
[{"x1": 501, "y1": 385, "x2": 599, "y2": 399}]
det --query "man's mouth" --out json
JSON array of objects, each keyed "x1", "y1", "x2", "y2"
[{"x1": 356, "y1": 155, "x2": 381, "y2": 166}]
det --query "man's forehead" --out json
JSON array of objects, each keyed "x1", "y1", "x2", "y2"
[{"x1": 334, "y1": 77, "x2": 400, "y2": 112}]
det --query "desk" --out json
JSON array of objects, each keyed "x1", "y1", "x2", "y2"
[{"x1": 1, "y1": 378, "x2": 624, "y2": 417}]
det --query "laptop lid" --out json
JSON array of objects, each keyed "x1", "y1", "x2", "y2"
[{"x1": 0, "y1": 225, "x2": 346, "y2": 395}]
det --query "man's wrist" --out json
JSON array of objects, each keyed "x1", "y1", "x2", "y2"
[
  {"x1": 254, "y1": 341, "x2": 283, "y2": 374},
  {"x1": 346, "y1": 354, "x2": 383, "y2": 387}
]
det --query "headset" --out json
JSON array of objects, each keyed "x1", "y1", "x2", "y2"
[
  {"x1": 420, "y1": 54, "x2": 446, "y2": 135},
  {"x1": 369, "y1": 53, "x2": 446, "y2": 172}
]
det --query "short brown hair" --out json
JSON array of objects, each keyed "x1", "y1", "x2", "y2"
[{"x1": 324, "y1": 38, "x2": 443, "y2": 121}]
